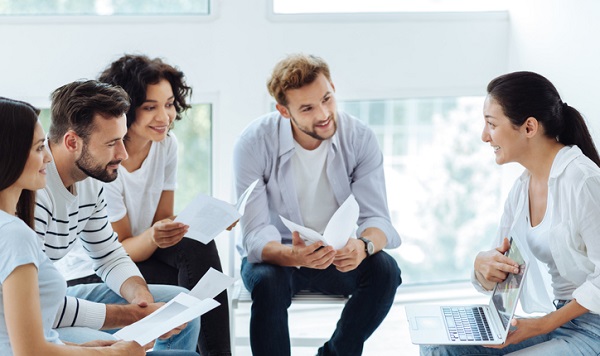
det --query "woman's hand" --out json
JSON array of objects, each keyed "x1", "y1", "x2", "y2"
[
  {"x1": 150, "y1": 219, "x2": 189, "y2": 248},
  {"x1": 474, "y1": 237, "x2": 520, "y2": 287}
]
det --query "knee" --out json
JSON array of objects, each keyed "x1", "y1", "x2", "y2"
[
  {"x1": 368, "y1": 252, "x2": 402, "y2": 288},
  {"x1": 242, "y1": 263, "x2": 290, "y2": 302}
]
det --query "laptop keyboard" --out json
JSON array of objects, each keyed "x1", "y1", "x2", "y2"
[{"x1": 442, "y1": 306, "x2": 494, "y2": 342}]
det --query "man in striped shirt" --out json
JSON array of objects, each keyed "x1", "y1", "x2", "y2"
[{"x1": 34, "y1": 80, "x2": 200, "y2": 351}]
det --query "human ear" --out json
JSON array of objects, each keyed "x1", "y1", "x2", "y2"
[
  {"x1": 523, "y1": 117, "x2": 539, "y2": 137},
  {"x1": 63, "y1": 130, "x2": 80, "y2": 153},
  {"x1": 276, "y1": 103, "x2": 291, "y2": 119}
]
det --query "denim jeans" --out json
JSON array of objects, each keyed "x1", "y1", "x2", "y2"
[
  {"x1": 56, "y1": 283, "x2": 200, "y2": 351},
  {"x1": 70, "y1": 238, "x2": 231, "y2": 356},
  {"x1": 241, "y1": 251, "x2": 402, "y2": 356},
  {"x1": 420, "y1": 306, "x2": 600, "y2": 355}
]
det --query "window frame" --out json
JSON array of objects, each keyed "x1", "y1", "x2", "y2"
[
  {"x1": 267, "y1": 0, "x2": 508, "y2": 23},
  {"x1": 0, "y1": 0, "x2": 218, "y2": 24}
]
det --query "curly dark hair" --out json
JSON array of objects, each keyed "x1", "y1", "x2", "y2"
[{"x1": 98, "y1": 54, "x2": 192, "y2": 128}]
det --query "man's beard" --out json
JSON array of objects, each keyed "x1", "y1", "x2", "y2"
[
  {"x1": 290, "y1": 113, "x2": 337, "y2": 141},
  {"x1": 75, "y1": 145, "x2": 121, "y2": 183}
]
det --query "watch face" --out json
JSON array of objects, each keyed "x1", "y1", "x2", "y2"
[{"x1": 367, "y1": 242, "x2": 375, "y2": 255}]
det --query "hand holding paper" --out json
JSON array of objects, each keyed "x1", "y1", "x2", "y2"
[
  {"x1": 114, "y1": 268, "x2": 235, "y2": 346},
  {"x1": 175, "y1": 179, "x2": 259, "y2": 244},
  {"x1": 280, "y1": 194, "x2": 359, "y2": 250}
]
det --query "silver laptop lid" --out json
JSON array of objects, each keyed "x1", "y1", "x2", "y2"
[{"x1": 489, "y1": 236, "x2": 528, "y2": 333}]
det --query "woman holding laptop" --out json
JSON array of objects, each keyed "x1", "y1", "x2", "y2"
[{"x1": 422, "y1": 72, "x2": 600, "y2": 355}]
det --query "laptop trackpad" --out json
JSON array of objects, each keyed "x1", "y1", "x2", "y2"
[{"x1": 414, "y1": 317, "x2": 442, "y2": 330}]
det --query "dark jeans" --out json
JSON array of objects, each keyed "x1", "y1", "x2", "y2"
[
  {"x1": 241, "y1": 251, "x2": 402, "y2": 356},
  {"x1": 69, "y1": 238, "x2": 231, "y2": 356}
]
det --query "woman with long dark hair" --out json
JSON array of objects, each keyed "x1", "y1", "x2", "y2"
[
  {"x1": 0, "y1": 97, "x2": 145, "y2": 355},
  {"x1": 422, "y1": 72, "x2": 600, "y2": 355}
]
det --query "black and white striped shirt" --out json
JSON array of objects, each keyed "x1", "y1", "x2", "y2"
[{"x1": 35, "y1": 159, "x2": 142, "y2": 329}]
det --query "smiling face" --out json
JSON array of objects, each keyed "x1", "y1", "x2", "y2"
[
  {"x1": 481, "y1": 95, "x2": 529, "y2": 165},
  {"x1": 75, "y1": 113, "x2": 128, "y2": 182},
  {"x1": 276, "y1": 73, "x2": 337, "y2": 150},
  {"x1": 16, "y1": 122, "x2": 52, "y2": 191},
  {"x1": 129, "y1": 79, "x2": 176, "y2": 143}
]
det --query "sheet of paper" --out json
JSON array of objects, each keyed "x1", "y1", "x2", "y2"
[
  {"x1": 279, "y1": 194, "x2": 359, "y2": 250},
  {"x1": 114, "y1": 293, "x2": 220, "y2": 346},
  {"x1": 189, "y1": 267, "x2": 235, "y2": 300},
  {"x1": 322, "y1": 194, "x2": 359, "y2": 249},
  {"x1": 235, "y1": 179, "x2": 259, "y2": 215},
  {"x1": 175, "y1": 179, "x2": 259, "y2": 244},
  {"x1": 176, "y1": 194, "x2": 240, "y2": 244}
]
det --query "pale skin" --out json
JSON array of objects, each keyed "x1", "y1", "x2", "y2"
[
  {"x1": 475, "y1": 96, "x2": 589, "y2": 348},
  {"x1": 0, "y1": 122, "x2": 145, "y2": 355},
  {"x1": 49, "y1": 113, "x2": 184, "y2": 337},
  {"x1": 262, "y1": 73, "x2": 388, "y2": 271}
]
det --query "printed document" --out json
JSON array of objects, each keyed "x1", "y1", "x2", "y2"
[
  {"x1": 280, "y1": 194, "x2": 359, "y2": 250},
  {"x1": 114, "y1": 268, "x2": 235, "y2": 346},
  {"x1": 176, "y1": 179, "x2": 259, "y2": 244}
]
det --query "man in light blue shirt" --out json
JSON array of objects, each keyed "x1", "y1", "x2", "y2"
[{"x1": 233, "y1": 54, "x2": 402, "y2": 356}]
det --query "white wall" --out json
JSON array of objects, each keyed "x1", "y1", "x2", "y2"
[
  {"x1": 0, "y1": 0, "x2": 509, "y2": 272},
  {"x1": 508, "y1": 0, "x2": 600, "y2": 137}
]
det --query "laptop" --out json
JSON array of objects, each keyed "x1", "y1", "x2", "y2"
[{"x1": 405, "y1": 236, "x2": 528, "y2": 345}]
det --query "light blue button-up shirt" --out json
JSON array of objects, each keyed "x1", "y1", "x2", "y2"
[{"x1": 233, "y1": 111, "x2": 401, "y2": 263}]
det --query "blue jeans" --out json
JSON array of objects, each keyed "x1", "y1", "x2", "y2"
[
  {"x1": 241, "y1": 251, "x2": 402, "y2": 356},
  {"x1": 420, "y1": 308, "x2": 600, "y2": 355},
  {"x1": 56, "y1": 283, "x2": 200, "y2": 351}
]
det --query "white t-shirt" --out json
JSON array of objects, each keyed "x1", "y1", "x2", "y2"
[
  {"x1": 291, "y1": 139, "x2": 338, "y2": 234},
  {"x1": 0, "y1": 211, "x2": 65, "y2": 353},
  {"x1": 104, "y1": 133, "x2": 178, "y2": 236},
  {"x1": 525, "y1": 192, "x2": 577, "y2": 300}
]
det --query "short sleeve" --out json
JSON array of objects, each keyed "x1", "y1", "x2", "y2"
[
  {"x1": 0, "y1": 219, "x2": 42, "y2": 282},
  {"x1": 163, "y1": 132, "x2": 179, "y2": 191},
  {"x1": 104, "y1": 177, "x2": 127, "y2": 223}
]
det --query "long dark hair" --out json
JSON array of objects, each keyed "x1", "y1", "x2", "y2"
[
  {"x1": 98, "y1": 54, "x2": 192, "y2": 128},
  {"x1": 0, "y1": 97, "x2": 41, "y2": 228},
  {"x1": 488, "y1": 71, "x2": 600, "y2": 167}
]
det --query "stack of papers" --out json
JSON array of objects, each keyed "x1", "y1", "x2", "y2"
[
  {"x1": 279, "y1": 194, "x2": 359, "y2": 250},
  {"x1": 114, "y1": 268, "x2": 235, "y2": 346},
  {"x1": 175, "y1": 179, "x2": 259, "y2": 244}
]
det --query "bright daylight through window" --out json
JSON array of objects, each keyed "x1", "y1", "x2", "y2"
[
  {"x1": 273, "y1": 0, "x2": 507, "y2": 14},
  {"x1": 0, "y1": 0, "x2": 210, "y2": 16},
  {"x1": 338, "y1": 97, "x2": 502, "y2": 285}
]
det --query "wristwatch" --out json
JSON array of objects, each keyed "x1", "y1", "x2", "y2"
[{"x1": 358, "y1": 236, "x2": 375, "y2": 257}]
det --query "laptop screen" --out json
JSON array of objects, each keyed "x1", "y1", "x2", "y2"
[{"x1": 490, "y1": 237, "x2": 527, "y2": 331}]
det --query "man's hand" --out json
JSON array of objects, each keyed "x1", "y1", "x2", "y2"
[
  {"x1": 102, "y1": 302, "x2": 164, "y2": 329},
  {"x1": 150, "y1": 219, "x2": 189, "y2": 248},
  {"x1": 474, "y1": 237, "x2": 519, "y2": 286},
  {"x1": 333, "y1": 238, "x2": 367, "y2": 272},
  {"x1": 291, "y1": 232, "x2": 335, "y2": 269}
]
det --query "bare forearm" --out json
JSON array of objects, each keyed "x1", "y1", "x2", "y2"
[
  {"x1": 540, "y1": 299, "x2": 589, "y2": 332},
  {"x1": 261, "y1": 241, "x2": 296, "y2": 266},
  {"x1": 359, "y1": 227, "x2": 387, "y2": 254},
  {"x1": 101, "y1": 304, "x2": 145, "y2": 329},
  {"x1": 120, "y1": 230, "x2": 158, "y2": 262},
  {"x1": 119, "y1": 276, "x2": 153, "y2": 304}
]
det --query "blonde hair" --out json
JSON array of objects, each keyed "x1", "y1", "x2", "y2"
[{"x1": 267, "y1": 54, "x2": 331, "y2": 106}]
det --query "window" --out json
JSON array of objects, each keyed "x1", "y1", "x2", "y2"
[
  {"x1": 0, "y1": 0, "x2": 210, "y2": 16},
  {"x1": 338, "y1": 97, "x2": 502, "y2": 284},
  {"x1": 37, "y1": 103, "x2": 212, "y2": 214},
  {"x1": 273, "y1": 0, "x2": 507, "y2": 14}
]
